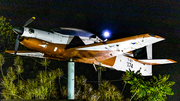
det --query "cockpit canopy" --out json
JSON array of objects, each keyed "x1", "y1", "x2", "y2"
[{"x1": 52, "y1": 27, "x2": 96, "y2": 38}]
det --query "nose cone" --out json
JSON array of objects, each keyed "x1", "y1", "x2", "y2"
[{"x1": 13, "y1": 27, "x2": 23, "y2": 35}]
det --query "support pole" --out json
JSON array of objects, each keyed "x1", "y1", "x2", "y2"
[
  {"x1": 68, "y1": 58, "x2": 74, "y2": 99},
  {"x1": 98, "y1": 67, "x2": 101, "y2": 88}
]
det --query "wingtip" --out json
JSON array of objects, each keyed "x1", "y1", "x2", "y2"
[
  {"x1": 167, "y1": 59, "x2": 177, "y2": 63},
  {"x1": 148, "y1": 33, "x2": 165, "y2": 40},
  {"x1": 5, "y1": 50, "x2": 13, "y2": 53}
]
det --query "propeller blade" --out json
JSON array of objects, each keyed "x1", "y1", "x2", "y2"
[
  {"x1": 13, "y1": 28, "x2": 19, "y2": 35},
  {"x1": 14, "y1": 34, "x2": 20, "y2": 55},
  {"x1": 23, "y1": 17, "x2": 36, "y2": 27},
  {"x1": 13, "y1": 27, "x2": 23, "y2": 35}
]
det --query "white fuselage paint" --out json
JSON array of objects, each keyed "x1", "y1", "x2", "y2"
[
  {"x1": 79, "y1": 36, "x2": 101, "y2": 45},
  {"x1": 22, "y1": 27, "x2": 101, "y2": 45},
  {"x1": 39, "y1": 44, "x2": 47, "y2": 48},
  {"x1": 54, "y1": 47, "x2": 58, "y2": 52},
  {"x1": 15, "y1": 52, "x2": 45, "y2": 58},
  {"x1": 112, "y1": 54, "x2": 152, "y2": 76},
  {"x1": 77, "y1": 36, "x2": 164, "y2": 51}
]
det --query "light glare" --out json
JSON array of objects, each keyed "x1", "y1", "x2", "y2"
[{"x1": 103, "y1": 30, "x2": 111, "y2": 38}]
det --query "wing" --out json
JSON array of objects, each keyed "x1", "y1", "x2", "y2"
[
  {"x1": 5, "y1": 50, "x2": 45, "y2": 58},
  {"x1": 5, "y1": 50, "x2": 67, "y2": 61},
  {"x1": 75, "y1": 33, "x2": 164, "y2": 55}
]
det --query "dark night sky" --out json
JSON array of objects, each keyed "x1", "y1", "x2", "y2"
[{"x1": 1, "y1": 0, "x2": 180, "y2": 100}]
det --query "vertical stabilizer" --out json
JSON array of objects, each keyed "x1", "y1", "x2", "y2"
[
  {"x1": 146, "y1": 44, "x2": 152, "y2": 75},
  {"x1": 146, "y1": 44, "x2": 152, "y2": 59}
]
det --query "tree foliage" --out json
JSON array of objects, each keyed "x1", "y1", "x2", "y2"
[
  {"x1": 61, "y1": 75, "x2": 100, "y2": 101},
  {"x1": 0, "y1": 16, "x2": 12, "y2": 36},
  {"x1": 13, "y1": 56, "x2": 23, "y2": 81},
  {"x1": 0, "y1": 16, "x2": 15, "y2": 50},
  {"x1": 123, "y1": 70, "x2": 175, "y2": 101},
  {"x1": 0, "y1": 54, "x2": 5, "y2": 77},
  {"x1": 99, "y1": 80, "x2": 124, "y2": 101},
  {"x1": 96, "y1": 63, "x2": 106, "y2": 72},
  {"x1": 40, "y1": 58, "x2": 51, "y2": 71},
  {"x1": 0, "y1": 55, "x2": 64, "y2": 100},
  {"x1": 61, "y1": 75, "x2": 124, "y2": 101}
]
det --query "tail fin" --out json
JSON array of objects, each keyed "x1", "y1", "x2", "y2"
[
  {"x1": 132, "y1": 44, "x2": 152, "y2": 59},
  {"x1": 132, "y1": 44, "x2": 176, "y2": 65}
]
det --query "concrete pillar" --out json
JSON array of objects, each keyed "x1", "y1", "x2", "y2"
[{"x1": 68, "y1": 58, "x2": 74, "y2": 99}]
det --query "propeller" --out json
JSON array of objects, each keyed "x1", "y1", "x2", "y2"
[
  {"x1": 23, "y1": 17, "x2": 35, "y2": 27},
  {"x1": 13, "y1": 17, "x2": 36, "y2": 55},
  {"x1": 14, "y1": 34, "x2": 19, "y2": 55}
]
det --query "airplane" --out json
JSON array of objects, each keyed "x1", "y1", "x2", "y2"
[{"x1": 5, "y1": 17, "x2": 177, "y2": 76}]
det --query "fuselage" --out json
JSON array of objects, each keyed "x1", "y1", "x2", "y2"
[
  {"x1": 7, "y1": 26, "x2": 176, "y2": 76},
  {"x1": 20, "y1": 27, "x2": 110, "y2": 64},
  {"x1": 6, "y1": 24, "x2": 176, "y2": 76}
]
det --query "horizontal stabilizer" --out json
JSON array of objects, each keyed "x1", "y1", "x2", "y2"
[
  {"x1": 125, "y1": 55, "x2": 176, "y2": 65},
  {"x1": 138, "y1": 59, "x2": 177, "y2": 65}
]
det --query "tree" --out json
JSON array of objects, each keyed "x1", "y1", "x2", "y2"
[
  {"x1": 121, "y1": 69, "x2": 132, "y2": 94},
  {"x1": 0, "y1": 54, "x2": 5, "y2": 77},
  {"x1": 99, "y1": 80, "x2": 124, "y2": 101},
  {"x1": 13, "y1": 56, "x2": 23, "y2": 81},
  {"x1": 75, "y1": 75, "x2": 100, "y2": 100},
  {"x1": 40, "y1": 58, "x2": 51, "y2": 71},
  {"x1": 61, "y1": 75, "x2": 100, "y2": 101},
  {"x1": 0, "y1": 16, "x2": 15, "y2": 50},
  {"x1": 0, "y1": 55, "x2": 64, "y2": 100},
  {"x1": 145, "y1": 75, "x2": 175, "y2": 101},
  {"x1": 123, "y1": 70, "x2": 175, "y2": 101},
  {"x1": 61, "y1": 75, "x2": 124, "y2": 101}
]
